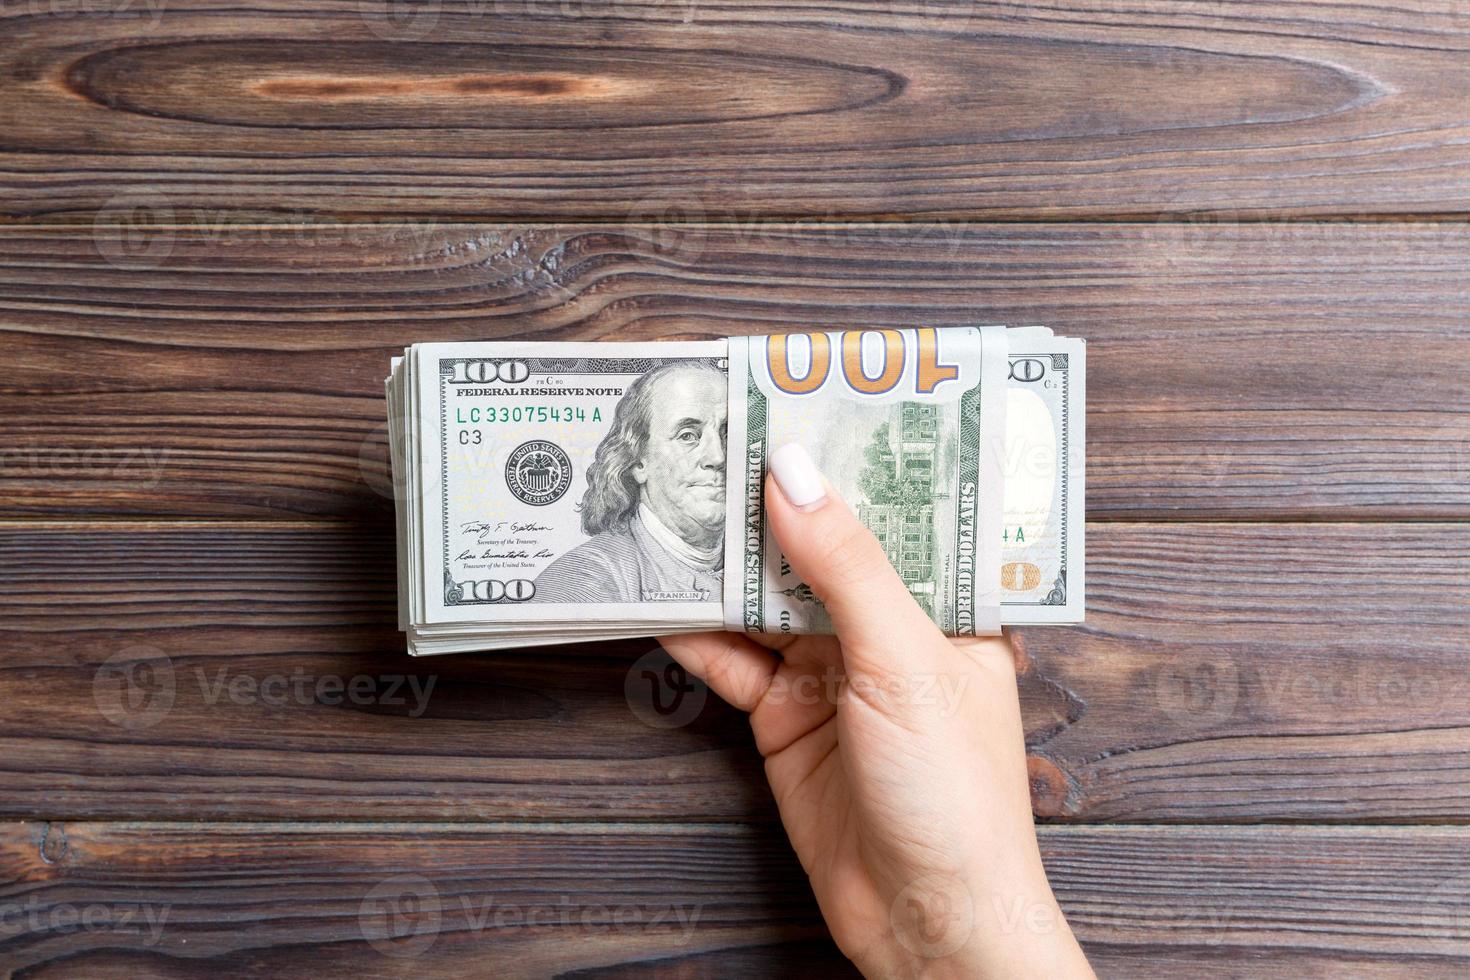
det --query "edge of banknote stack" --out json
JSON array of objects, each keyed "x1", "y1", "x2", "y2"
[{"x1": 385, "y1": 327, "x2": 1085, "y2": 656}]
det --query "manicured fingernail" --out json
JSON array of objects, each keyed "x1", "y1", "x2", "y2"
[{"x1": 770, "y1": 443, "x2": 829, "y2": 512}]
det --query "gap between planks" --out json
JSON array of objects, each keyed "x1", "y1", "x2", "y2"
[
  {"x1": 10, "y1": 215, "x2": 1470, "y2": 230},
  {"x1": 11, "y1": 820, "x2": 1470, "y2": 834}
]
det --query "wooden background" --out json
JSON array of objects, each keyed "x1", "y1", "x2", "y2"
[{"x1": 2, "y1": 0, "x2": 1469, "y2": 975}]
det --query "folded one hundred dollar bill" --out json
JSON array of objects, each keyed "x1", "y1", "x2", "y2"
[{"x1": 385, "y1": 327, "x2": 1084, "y2": 655}]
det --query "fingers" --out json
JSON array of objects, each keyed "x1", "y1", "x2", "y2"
[
  {"x1": 765, "y1": 444, "x2": 946, "y2": 673},
  {"x1": 657, "y1": 631, "x2": 779, "y2": 714}
]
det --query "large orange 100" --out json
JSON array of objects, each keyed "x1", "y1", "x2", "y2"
[
  {"x1": 765, "y1": 328, "x2": 961, "y2": 397},
  {"x1": 765, "y1": 331, "x2": 832, "y2": 395}
]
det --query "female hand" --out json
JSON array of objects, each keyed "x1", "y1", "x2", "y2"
[{"x1": 659, "y1": 444, "x2": 1094, "y2": 979}]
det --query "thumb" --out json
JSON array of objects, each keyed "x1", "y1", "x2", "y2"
[{"x1": 765, "y1": 443, "x2": 945, "y2": 670}]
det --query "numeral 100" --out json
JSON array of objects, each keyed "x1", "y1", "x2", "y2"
[
  {"x1": 451, "y1": 360, "x2": 530, "y2": 384},
  {"x1": 766, "y1": 328, "x2": 960, "y2": 396},
  {"x1": 461, "y1": 579, "x2": 535, "y2": 601}
]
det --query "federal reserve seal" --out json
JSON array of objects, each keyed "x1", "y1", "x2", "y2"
[{"x1": 505, "y1": 440, "x2": 573, "y2": 506}]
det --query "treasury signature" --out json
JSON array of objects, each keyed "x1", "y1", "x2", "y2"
[
  {"x1": 460, "y1": 520, "x2": 554, "y2": 541},
  {"x1": 458, "y1": 547, "x2": 556, "y2": 561}
]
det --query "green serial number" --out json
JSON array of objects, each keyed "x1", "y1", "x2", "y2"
[{"x1": 454, "y1": 406, "x2": 603, "y2": 425}]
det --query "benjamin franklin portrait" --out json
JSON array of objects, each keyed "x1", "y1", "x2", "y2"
[{"x1": 533, "y1": 361, "x2": 726, "y2": 603}]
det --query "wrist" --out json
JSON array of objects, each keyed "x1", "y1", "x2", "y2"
[{"x1": 859, "y1": 871, "x2": 1090, "y2": 980}]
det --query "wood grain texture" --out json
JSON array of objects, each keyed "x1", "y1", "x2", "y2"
[
  {"x1": 0, "y1": 822, "x2": 1466, "y2": 976},
  {"x1": 3, "y1": 222, "x2": 1468, "y2": 520},
  {"x1": 2, "y1": 1, "x2": 1470, "y2": 220},
  {"x1": 5, "y1": 2, "x2": 1466, "y2": 976},
  {"x1": 1, "y1": 522, "x2": 1466, "y2": 822}
]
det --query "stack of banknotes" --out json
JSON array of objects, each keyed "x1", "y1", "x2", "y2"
[{"x1": 385, "y1": 327, "x2": 1084, "y2": 655}]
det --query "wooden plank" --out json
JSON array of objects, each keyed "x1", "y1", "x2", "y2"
[
  {"x1": 0, "y1": 822, "x2": 1465, "y2": 976},
  {"x1": 1022, "y1": 523, "x2": 1470, "y2": 822},
  {"x1": 3, "y1": 223, "x2": 1468, "y2": 520},
  {"x1": 1, "y1": 522, "x2": 1466, "y2": 822},
  {"x1": 2, "y1": 1, "x2": 1469, "y2": 220},
  {"x1": 1051, "y1": 825, "x2": 1470, "y2": 977},
  {"x1": 0, "y1": 821, "x2": 842, "y2": 978}
]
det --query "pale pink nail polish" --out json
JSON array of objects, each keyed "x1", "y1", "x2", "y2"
[{"x1": 770, "y1": 443, "x2": 829, "y2": 512}]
